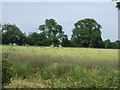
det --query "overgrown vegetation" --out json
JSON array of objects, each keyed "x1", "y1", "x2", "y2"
[
  {"x1": 2, "y1": 53, "x2": 13, "y2": 85},
  {"x1": 2, "y1": 45, "x2": 119, "y2": 88},
  {"x1": 1, "y1": 2, "x2": 119, "y2": 88}
]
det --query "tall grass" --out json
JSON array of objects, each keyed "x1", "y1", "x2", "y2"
[{"x1": 2, "y1": 45, "x2": 119, "y2": 88}]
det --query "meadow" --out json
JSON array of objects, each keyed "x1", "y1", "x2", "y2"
[{"x1": 2, "y1": 45, "x2": 119, "y2": 88}]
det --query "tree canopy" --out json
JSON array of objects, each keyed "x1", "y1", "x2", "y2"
[
  {"x1": 2, "y1": 24, "x2": 26, "y2": 45},
  {"x1": 112, "y1": 0, "x2": 120, "y2": 9},
  {"x1": 1, "y1": 18, "x2": 119, "y2": 49},
  {"x1": 116, "y1": 1, "x2": 120, "y2": 9},
  {"x1": 71, "y1": 18, "x2": 103, "y2": 48},
  {"x1": 38, "y1": 19, "x2": 68, "y2": 46}
]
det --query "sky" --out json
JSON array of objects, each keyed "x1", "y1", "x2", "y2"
[
  {"x1": 1, "y1": 0, "x2": 114, "y2": 2},
  {"x1": 1, "y1": 2, "x2": 119, "y2": 41}
]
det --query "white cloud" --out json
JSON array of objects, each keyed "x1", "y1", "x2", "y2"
[{"x1": 2, "y1": 0, "x2": 112, "y2": 2}]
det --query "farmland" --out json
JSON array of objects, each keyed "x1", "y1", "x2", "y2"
[{"x1": 2, "y1": 45, "x2": 119, "y2": 88}]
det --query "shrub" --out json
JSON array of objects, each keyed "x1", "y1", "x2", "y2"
[{"x1": 2, "y1": 53, "x2": 13, "y2": 85}]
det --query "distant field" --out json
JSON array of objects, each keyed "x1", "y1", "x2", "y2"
[{"x1": 2, "y1": 45, "x2": 119, "y2": 88}]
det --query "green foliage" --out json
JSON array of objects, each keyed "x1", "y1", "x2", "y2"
[
  {"x1": 71, "y1": 18, "x2": 103, "y2": 48},
  {"x1": 116, "y1": 2, "x2": 120, "y2": 9},
  {"x1": 103, "y1": 39, "x2": 120, "y2": 49},
  {"x1": 12, "y1": 62, "x2": 33, "y2": 79},
  {"x1": 26, "y1": 32, "x2": 50, "y2": 46},
  {"x1": 2, "y1": 24, "x2": 26, "y2": 45},
  {"x1": 112, "y1": 0, "x2": 120, "y2": 9},
  {"x1": 43, "y1": 66, "x2": 118, "y2": 88},
  {"x1": 2, "y1": 19, "x2": 120, "y2": 49},
  {"x1": 2, "y1": 53, "x2": 13, "y2": 85},
  {"x1": 38, "y1": 19, "x2": 68, "y2": 46},
  {"x1": 2, "y1": 46, "x2": 119, "y2": 88}
]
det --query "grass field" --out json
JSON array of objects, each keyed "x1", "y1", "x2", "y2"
[{"x1": 2, "y1": 45, "x2": 119, "y2": 88}]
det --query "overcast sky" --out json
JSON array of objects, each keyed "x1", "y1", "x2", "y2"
[{"x1": 2, "y1": 2, "x2": 118, "y2": 41}]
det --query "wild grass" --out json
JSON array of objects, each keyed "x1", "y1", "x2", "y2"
[{"x1": 2, "y1": 45, "x2": 119, "y2": 88}]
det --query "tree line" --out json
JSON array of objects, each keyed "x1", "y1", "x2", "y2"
[{"x1": 0, "y1": 18, "x2": 120, "y2": 49}]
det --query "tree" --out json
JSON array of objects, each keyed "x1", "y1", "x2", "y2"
[
  {"x1": 110, "y1": 40, "x2": 120, "y2": 49},
  {"x1": 2, "y1": 24, "x2": 26, "y2": 45},
  {"x1": 71, "y1": 18, "x2": 103, "y2": 48},
  {"x1": 104, "y1": 39, "x2": 111, "y2": 48},
  {"x1": 116, "y1": 2, "x2": 120, "y2": 9},
  {"x1": 27, "y1": 32, "x2": 51, "y2": 46},
  {"x1": 112, "y1": 0, "x2": 120, "y2": 10},
  {"x1": 38, "y1": 19, "x2": 66, "y2": 46},
  {"x1": 115, "y1": 40, "x2": 120, "y2": 49},
  {"x1": 103, "y1": 39, "x2": 120, "y2": 49},
  {"x1": 103, "y1": 39, "x2": 116, "y2": 49},
  {"x1": 59, "y1": 34, "x2": 71, "y2": 47}
]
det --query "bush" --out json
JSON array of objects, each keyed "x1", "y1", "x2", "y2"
[{"x1": 2, "y1": 53, "x2": 13, "y2": 85}]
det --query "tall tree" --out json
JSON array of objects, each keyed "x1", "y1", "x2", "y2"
[
  {"x1": 2, "y1": 24, "x2": 26, "y2": 45},
  {"x1": 71, "y1": 18, "x2": 102, "y2": 48},
  {"x1": 38, "y1": 19, "x2": 66, "y2": 46}
]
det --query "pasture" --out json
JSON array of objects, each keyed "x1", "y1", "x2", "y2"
[{"x1": 2, "y1": 45, "x2": 119, "y2": 88}]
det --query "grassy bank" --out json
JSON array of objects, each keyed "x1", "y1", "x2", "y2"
[{"x1": 2, "y1": 45, "x2": 119, "y2": 88}]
